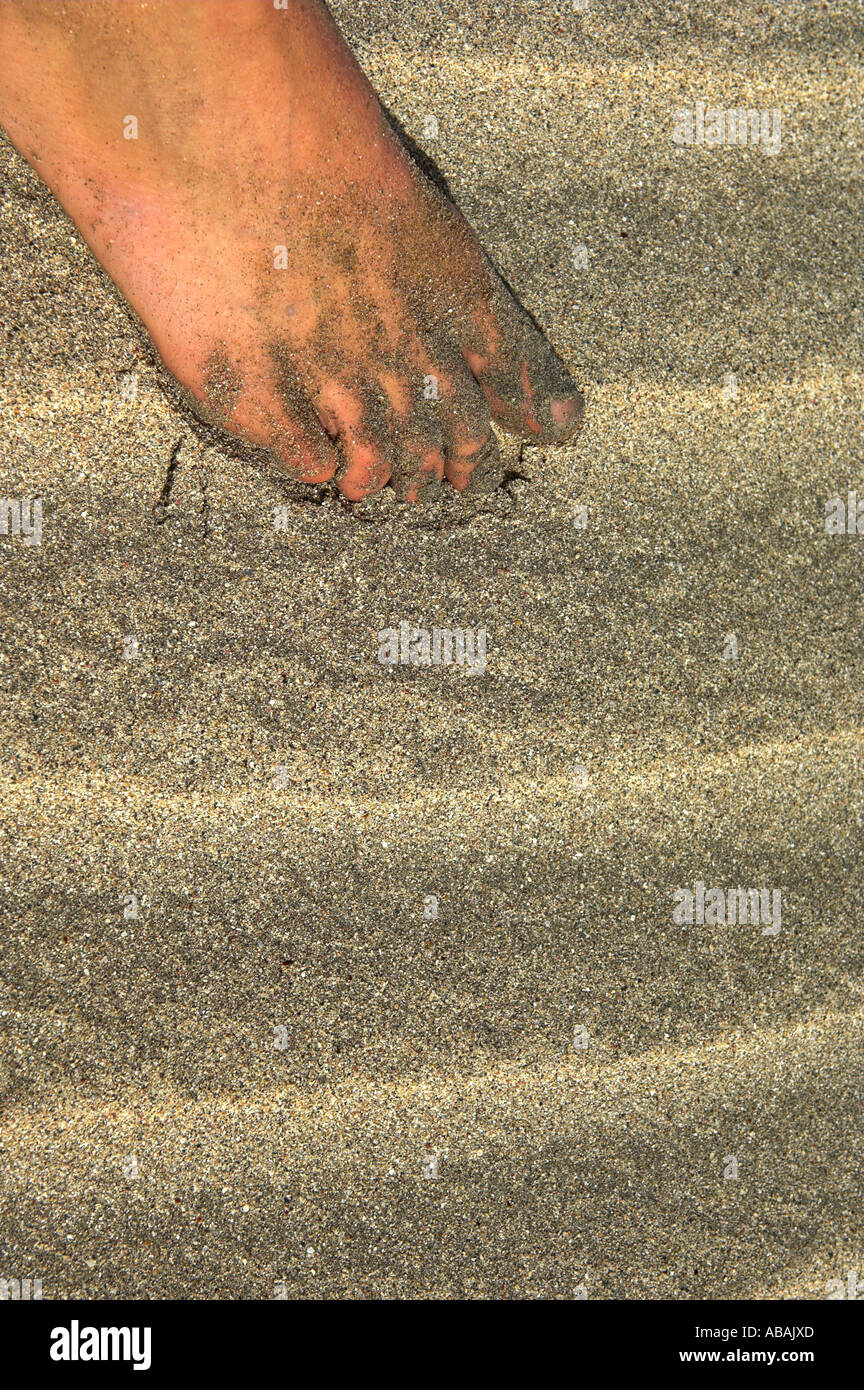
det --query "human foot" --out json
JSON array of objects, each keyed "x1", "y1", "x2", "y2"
[{"x1": 0, "y1": 0, "x2": 583, "y2": 502}]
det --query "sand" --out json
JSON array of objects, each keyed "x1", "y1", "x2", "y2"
[{"x1": 0, "y1": 0, "x2": 862, "y2": 1299}]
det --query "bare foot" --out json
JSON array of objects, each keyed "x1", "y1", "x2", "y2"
[{"x1": 0, "y1": 0, "x2": 583, "y2": 502}]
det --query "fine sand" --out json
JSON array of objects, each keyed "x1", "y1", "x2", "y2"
[{"x1": 1, "y1": 0, "x2": 862, "y2": 1298}]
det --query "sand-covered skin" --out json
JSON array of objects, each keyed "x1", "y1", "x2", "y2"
[{"x1": 0, "y1": 0, "x2": 862, "y2": 1299}]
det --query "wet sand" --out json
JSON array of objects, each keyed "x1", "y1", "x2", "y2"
[{"x1": 0, "y1": 0, "x2": 862, "y2": 1298}]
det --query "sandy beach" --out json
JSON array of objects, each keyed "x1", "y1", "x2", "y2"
[{"x1": 1, "y1": 0, "x2": 862, "y2": 1299}]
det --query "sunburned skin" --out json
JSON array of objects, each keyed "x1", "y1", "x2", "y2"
[{"x1": 0, "y1": 0, "x2": 584, "y2": 503}]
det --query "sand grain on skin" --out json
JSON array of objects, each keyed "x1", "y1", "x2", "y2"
[{"x1": 1, "y1": 0, "x2": 862, "y2": 1299}]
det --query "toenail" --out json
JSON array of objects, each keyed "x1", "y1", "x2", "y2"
[{"x1": 549, "y1": 395, "x2": 583, "y2": 428}]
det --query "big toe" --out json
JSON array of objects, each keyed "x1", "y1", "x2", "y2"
[{"x1": 463, "y1": 270, "x2": 584, "y2": 443}]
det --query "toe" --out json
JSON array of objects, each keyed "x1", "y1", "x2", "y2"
[
  {"x1": 391, "y1": 442, "x2": 446, "y2": 503},
  {"x1": 445, "y1": 431, "x2": 503, "y2": 497},
  {"x1": 432, "y1": 355, "x2": 502, "y2": 496},
  {"x1": 380, "y1": 366, "x2": 445, "y2": 502},
  {"x1": 463, "y1": 269, "x2": 584, "y2": 443},
  {"x1": 191, "y1": 345, "x2": 338, "y2": 483},
  {"x1": 440, "y1": 356, "x2": 493, "y2": 458},
  {"x1": 245, "y1": 401, "x2": 337, "y2": 484},
  {"x1": 314, "y1": 380, "x2": 394, "y2": 500},
  {"x1": 337, "y1": 437, "x2": 393, "y2": 501}
]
